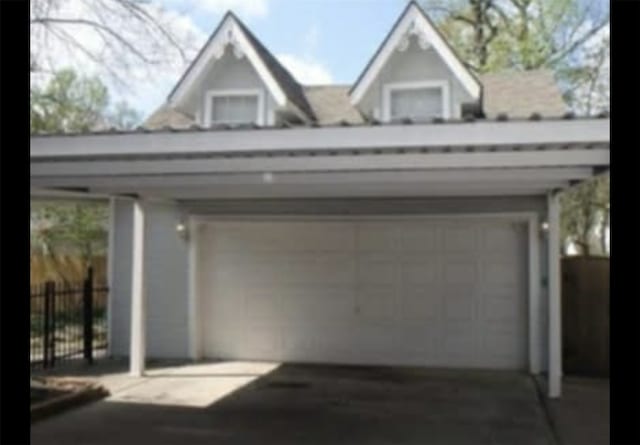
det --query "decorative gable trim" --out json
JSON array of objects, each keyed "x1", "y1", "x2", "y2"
[
  {"x1": 167, "y1": 13, "x2": 287, "y2": 108},
  {"x1": 349, "y1": 1, "x2": 481, "y2": 106}
]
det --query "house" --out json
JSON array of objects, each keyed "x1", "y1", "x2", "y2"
[{"x1": 30, "y1": 1, "x2": 609, "y2": 398}]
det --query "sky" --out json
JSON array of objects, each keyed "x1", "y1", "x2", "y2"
[
  {"x1": 146, "y1": 0, "x2": 409, "y2": 115},
  {"x1": 30, "y1": 0, "x2": 410, "y2": 118},
  {"x1": 31, "y1": 0, "x2": 608, "y2": 119}
]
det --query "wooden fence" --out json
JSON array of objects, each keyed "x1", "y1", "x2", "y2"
[
  {"x1": 562, "y1": 256, "x2": 609, "y2": 377},
  {"x1": 30, "y1": 254, "x2": 107, "y2": 286}
]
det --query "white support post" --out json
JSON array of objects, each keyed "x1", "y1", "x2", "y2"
[
  {"x1": 187, "y1": 217, "x2": 200, "y2": 360},
  {"x1": 528, "y1": 215, "x2": 541, "y2": 374},
  {"x1": 547, "y1": 192, "x2": 562, "y2": 397},
  {"x1": 130, "y1": 199, "x2": 146, "y2": 377},
  {"x1": 106, "y1": 197, "x2": 116, "y2": 356}
]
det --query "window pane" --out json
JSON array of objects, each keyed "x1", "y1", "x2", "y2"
[
  {"x1": 390, "y1": 88, "x2": 443, "y2": 120},
  {"x1": 211, "y1": 95, "x2": 258, "y2": 124}
]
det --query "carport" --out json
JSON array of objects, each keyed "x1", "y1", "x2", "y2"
[{"x1": 30, "y1": 116, "x2": 610, "y2": 398}]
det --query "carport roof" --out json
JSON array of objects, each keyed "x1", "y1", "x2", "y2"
[
  {"x1": 30, "y1": 116, "x2": 609, "y2": 200},
  {"x1": 31, "y1": 112, "x2": 607, "y2": 139}
]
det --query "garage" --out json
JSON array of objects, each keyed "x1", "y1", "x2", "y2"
[{"x1": 198, "y1": 217, "x2": 528, "y2": 370}]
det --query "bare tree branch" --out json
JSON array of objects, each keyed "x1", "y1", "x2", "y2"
[
  {"x1": 31, "y1": 17, "x2": 155, "y2": 64},
  {"x1": 546, "y1": 17, "x2": 609, "y2": 66}
]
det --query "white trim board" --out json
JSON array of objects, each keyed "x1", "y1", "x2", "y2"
[
  {"x1": 168, "y1": 14, "x2": 287, "y2": 109},
  {"x1": 203, "y1": 88, "x2": 266, "y2": 126},
  {"x1": 30, "y1": 168, "x2": 595, "y2": 188},
  {"x1": 30, "y1": 119, "x2": 610, "y2": 159},
  {"x1": 31, "y1": 150, "x2": 610, "y2": 177},
  {"x1": 187, "y1": 215, "x2": 201, "y2": 360},
  {"x1": 106, "y1": 197, "x2": 116, "y2": 356},
  {"x1": 350, "y1": 2, "x2": 480, "y2": 105},
  {"x1": 382, "y1": 80, "x2": 451, "y2": 120}
]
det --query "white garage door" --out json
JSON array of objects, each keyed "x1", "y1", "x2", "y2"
[{"x1": 199, "y1": 218, "x2": 528, "y2": 369}]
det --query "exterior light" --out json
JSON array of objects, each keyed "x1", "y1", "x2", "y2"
[
  {"x1": 541, "y1": 221, "x2": 549, "y2": 232},
  {"x1": 176, "y1": 221, "x2": 188, "y2": 241},
  {"x1": 262, "y1": 172, "x2": 274, "y2": 183}
]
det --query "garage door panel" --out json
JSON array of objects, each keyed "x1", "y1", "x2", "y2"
[
  {"x1": 214, "y1": 253, "x2": 289, "y2": 285},
  {"x1": 206, "y1": 289, "x2": 246, "y2": 322},
  {"x1": 356, "y1": 287, "x2": 397, "y2": 322},
  {"x1": 398, "y1": 225, "x2": 439, "y2": 252},
  {"x1": 357, "y1": 257, "x2": 397, "y2": 285},
  {"x1": 356, "y1": 223, "x2": 398, "y2": 252},
  {"x1": 243, "y1": 323, "x2": 282, "y2": 358},
  {"x1": 201, "y1": 219, "x2": 527, "y2": 370},
  {"x1": 443, "y1": 225, "x2": 478, "y2": 253},
  {"x1": 444, "y1": 297, "x2": 476, "y2": 321},
  {"x1": 350, "y1": 324, "x2": 397, "y2": 359},
  {"x1": 396, "y1": 323, "x2": 441, "y2": 357},
  {"x1": 281, "y1": 287, "x2": 353, "y2": 322},
  {"x1": 400, "y1": 259, "x2": 440, "y2": 284},
  {"x1": 287, "y1": 253, "x2": 355, "y2": 285},
  {"x1": 206, "y1": 324, "x2": 245, "y2": 358},
  {"x1": 283, "y1": 223, "x2": 356, "y2": 251},
  {"x1": 244, "y1": 289, "x2": 281, "y2": 322},
  {"x1": 481, "y1": 291, "x2": 523, "y2": 323},
  {"x1": 480, "y1": 225, "x2": 520, "y2": 251},
  {"x1": 401, "y1": 287, "x2": 442, "y2": 321},
  {"x1": 480, "y1": 327, "x2": 524, "y2": 368},
  {"x1": 214, "y1": 225, "x2": 284, "y2": 253},
  {"x1": 481, "y1": 259, "x2": 520, "y2": 286},
  {"x1": 443, "y1": 257, "x2": 477, "y2": 284},
  {"x1": 441, "y1": 322, "x2": 478, "y2": 363}
]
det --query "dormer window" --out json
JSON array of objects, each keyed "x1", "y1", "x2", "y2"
[
  {"x1": 204, "y1": 89, "x2": 265, "y2": 126},
  {"x1": 383, "y1": 81, "x2": 450, "y2": 122}
]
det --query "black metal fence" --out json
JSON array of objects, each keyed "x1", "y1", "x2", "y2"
[{"x1": 30, "y1": 268, "x2": 108, "y2": 369}]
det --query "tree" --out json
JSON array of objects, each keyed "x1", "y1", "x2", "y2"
[
  {"x1": 30, "y1": 0, "x2": 197, "y2": 89},
  {"x1": 31, "y1": 68, "x2": 141, "y2": 133},
  {"x1": 31, "y1": 202, "x2": 108, "y2": 272},
  {"x1": 30, "y1": 69, "x2": 136, "y2": 281},
  {"x1": 560, "y1": 174, "x2": 609, "y2": 256},
  {"x1": 421, "y1": 0, "x2": 609, "y2": 108},
  {"x1": 420, "y1": 0, "x2": 610, "y2": 256}
]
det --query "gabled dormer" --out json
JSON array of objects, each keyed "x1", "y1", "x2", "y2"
[
  {"x1": 349, "y1": 1, "x2": 482, "y2": 122},
  {"x1": 166, "y1": 12, "x2": 315, "y2": 127}
]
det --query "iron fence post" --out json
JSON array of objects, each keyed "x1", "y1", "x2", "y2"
[
  {"x1": 43, "y1": 281, "x2": 54, "y2": 369},
  {"x1": 50, "y1": 283, "x2": 56, "y2": 367},
  {"x1": 83, "y1": 267, "x2": 94, "y2": 364}
]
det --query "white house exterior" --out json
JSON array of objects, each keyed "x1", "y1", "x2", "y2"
[{"x1": 30, "y1": 2, "x2": 609, "y2": 398}]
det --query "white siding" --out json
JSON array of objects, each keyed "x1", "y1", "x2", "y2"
[
  {"x1": 110, "y1": 199, "x2": 190, "y2": 358},
  {"x1": 178, "y1": 46, "x2": 276, "y2": 125},
  {"x1": 110, "y1": 198, "x2": 133, "y2": 356},
  {"x1": 359, "y1": 36, "x2": 474, "y2": 120}
]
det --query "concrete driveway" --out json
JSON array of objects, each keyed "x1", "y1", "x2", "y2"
[{"x1": 31, "y1": 360, "x2": 555, "y2": 445}]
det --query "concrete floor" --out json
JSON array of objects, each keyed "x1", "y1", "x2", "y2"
[
  {"x1": 32, "y1": 359, "x2": 556, "y2": 445},
  {"x1": 537, "y1": 376, "x2": 610, "y2": 445}
]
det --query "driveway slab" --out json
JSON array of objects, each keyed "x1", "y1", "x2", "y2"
[
  {"x1": 31, "y1": 361, "x2": 555, "y2": 445},
  {"x1": 538, "y1": 376, "x2": 609, "y2": 445}
]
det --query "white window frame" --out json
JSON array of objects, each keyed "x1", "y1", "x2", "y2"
[
  {"x1": 382, "y1": 80, "x2": 450, "y2": 122},
  {"x1": 204, "y1": 88, "x2": 265, "y2": 126}
]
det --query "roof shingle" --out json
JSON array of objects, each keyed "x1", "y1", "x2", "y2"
[
  {"x1": 145, "y1": 69, "x2": 568, "y2": 128},
  {"x1": 480, "y1": 70, "x2": 567, "y2": 118}
]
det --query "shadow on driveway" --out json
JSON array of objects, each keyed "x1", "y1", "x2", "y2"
[{"x1": 31, "y1": 361, "x2": 556, "y2": 445}]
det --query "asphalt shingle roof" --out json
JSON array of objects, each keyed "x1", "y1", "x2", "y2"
[
  {"x1": 144, "y1": 9, "x2": 569, "y2": 129},
  {"x1": 145, "y1": 69, "x2": 570, "y2": 129},
  {"x1": 233, "y1": 16, "x2": 316, "y2": 121},
  {"x1": 480, "y1": 70, "x2": 568, "y2": 118},
  {"x1": 303, "y1": 85, "x2": 365, "y2": 125}
]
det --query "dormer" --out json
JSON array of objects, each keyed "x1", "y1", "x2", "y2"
[
  {"x1": 166, "y1": 12, "x2": 315, "y2": 127},
  {"x1": 349, "y1": 1, "x2": 482, "y2": 122}
]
